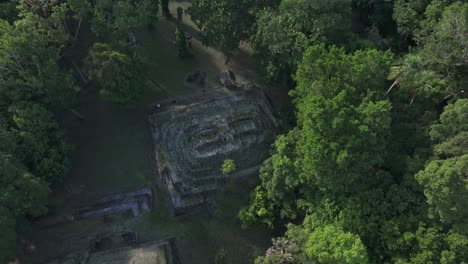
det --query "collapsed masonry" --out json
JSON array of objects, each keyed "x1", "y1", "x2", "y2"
[
  {"x1": 77, "y1": 187, "x2": 153, "y2": 220},
  {"x1": 49, "y1": 232, "x2": 179, "y2": 264},
  {"x1": 149, "y1": 89, "x2": 278, "y2": 215}
]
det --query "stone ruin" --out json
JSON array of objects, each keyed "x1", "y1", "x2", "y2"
[
  {"x1": 86, "y1": 238, "x2": 179, "y2": 264},
  {"x1": 89, "y1": 231, "x2": 137, "y2": 253},
  {"x1": 48, "y1": 231, "x2": 179, "y2": 264},
  {"x1": 220, "y1": 70, "x2": 236, "y2": 89},
  {"x1": 149, "y1": 89, "x2": 278, "y2": 215},
  {"x1": 36, "y1": 187, "x2": 153, "y2": 229},
  {"x1": 77, "y1": 187, "x2": 153, "y2": 220}
]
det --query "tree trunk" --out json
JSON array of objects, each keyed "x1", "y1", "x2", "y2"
[{"x1": 73, "y1": 17, "x2": 82, "y2": 43}]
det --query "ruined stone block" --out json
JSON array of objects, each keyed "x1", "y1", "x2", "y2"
[{"x1": 149, "y1": 89, "x2": 278, "y2": 214}]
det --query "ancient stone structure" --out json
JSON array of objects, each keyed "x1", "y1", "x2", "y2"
[
  {"x1": 77, "y1": 187, "x2": 153, "y2": 219},
  {"x1": 89, "y1": 231, "x2": 137, "y2": 253},
  {"x1": 87, "y1": 239, "x2": 178, "y2": 264},
  {"x1": 149, "y1": 89, "x2": 278, "y2": 214},
  {"x1": 220, "y1": 70, "x2": 236, "y2": 88},
  {"x1": 48, "y1": 232, "x2": 179, "y2": 264}
]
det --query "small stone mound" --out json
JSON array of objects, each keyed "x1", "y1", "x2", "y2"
[{"x1": 220, "y1": 70, "x2": 236, "y2": 89}]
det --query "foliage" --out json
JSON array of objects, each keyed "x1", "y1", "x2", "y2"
[
  {"x1": 393, "y1": 0, "x2": 458, "y2": 39},
  {"x1": 161, "y1": 0, "x2": 170, "y2": 17},
  {"x1": 278, "y1": 0, "x2": 351, "y2": 43},
  {"x1": 239, "y1": 130, "x2": 299, "y2": 227},
  {"x1": 393, "y1": 0, "x2": 432, "y2": 37},
  {"x1": 0, "y1": 3, "x2": 74, "y2": 260},
  {"x1": 214, "y1": 247, "x2": 228, "y2": 264},
  {"x1": 0, "y1": 0, "x2": 19, "y2": 23},
  {"x1": 176, "y1": 7, "x2": 183, "y2": 22},
  {"x1": 0, "y1": 153, "x2": 49, "y2": 262},
  {"x1": 241, "y1": 44, "x2": 394, "y2": 222},
  {"x1": 305, "y1": 224, "x2": 368, "y2": 264},
  {"x1": 0, "y1": 153, "x2": 49, "y2": 217},
  {"x1": 66, "y1": 0, "x2": 92, "y2": 40},
  {"x1": 251, "y1": 0, "x2": 352, "y2": 85},
  {"x1": 85, "y1": 43, "x2": 145, "y2": 106},
  {"x1": 416, "y1": 99, "x2": 468, "y2": 234},
  {"x1": 221, "y1": 159, "x2": 236, "y2": 175},
  {"x1": 175, "y1": 26, "x2": 189, "y2": 58},
  {"x1": 391, "y1": 2, "x2": 468, "y2": 103},
  {"x1": 252, "y1": 9, "x2": 310, "y2": 86},
  {"x1": 243, "y1": 43, "x2": 466, "y2": 263},
  {"x1": 255, "y1": 237, "x2": 302, "y2": 264},
  {"x1": 7, "y1": 103, "x2": 72, "y2": 184},
  {"x1": 91, "y1": 0, "x2": 159, "y2": 36},
  {"x1": 189, "y1": 0, "x2": 254, "y2": 56},
  {"x1": 292, "y1": 46, "x2": 393, "y2": 196},
  {"x1": 0, "y1": 12, "x2": 76, "y2": 108}
]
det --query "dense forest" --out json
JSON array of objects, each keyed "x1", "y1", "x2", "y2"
[{"x1": 0, "y1": 0, "x2": 467, "y2": 263}]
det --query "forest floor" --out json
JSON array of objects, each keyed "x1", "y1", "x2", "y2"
[{"x1": 21, "y1": 2, "x2": 290, "y2": 264}]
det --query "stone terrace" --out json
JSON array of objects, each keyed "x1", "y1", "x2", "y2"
[{"x1": 149, "y1": 89, "x2": 278, "y2": 214}]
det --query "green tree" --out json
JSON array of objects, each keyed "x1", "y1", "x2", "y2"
[
  {"x1": 0, "y1": 153, "x2": 49, "y2": 217},
  {"x1": 393, "y1": 0, "x2": 458, "y2": 39},
  {"x1": 85, "y1": 43, "x2": 144, "y2": 106},
  {"x1": 7, "y1": 103, "x2": 72, "y2": 184},
  {"x1": 189, "y1": 0, "x2": 254, "y2": 56},
  {"x1": 292, "y1": 45, "x2": 393, "y2": 196},
  {"x1": 252, "y1": 9, "x2": 310, "y2": 86},
  {"x1": 0, "y1": 0, "x2": 19, "y2": 23},
  {"x1": 391, "y1": 223, "x2": 468, "y2": 264},
  {"x1": 242, "y1": 45, "x2": 394, "y2": 223},
  {"x1": 221, "y1": 159, "x2": 236, "y2": 175},
  {"x1": 305, "y1": 224, "x2": 368, "y2": 264},
  {"x1": 0, "y1": 13, "x2": 76, "y2": 108},
  {"x1": 241, "y1": 45, "x2": 415, "y2": 262},
  {"x1": 417, "y1": 99, "x2": 468, "y2": 234},
  {"x1": 239, "y1": 130, "x2": 299, "y2": 227},
  {"x1": 252, "y1": 0, "x2": 352, "y2": 85},
  {"x1": 175, "y1": 26, "x2": 189, "y2": 58},
  {"x1": 0, "y1": 206, "x2": 17, "y2": 263},
  {"x1": 417, "y1": 2, "x2": 468, "y2": 98},
  {"x1": 392, "y1": 2, "x2": 468, "y2": 102},
  {"x1": 91, "y1": 0, "x2": 158, "y2": 36},
  {"x1": 66, "y1": 0, "x2": 92, "y2": 41},
  {"x1": 176, "y1": 7, "x2": 183, "y2": 22},
  {"x1": 161, "y1": 0, "x2": 170, "y2": 17},
  {"x1": 0, "y1": 153, "x2": 49, "y2": 262}
]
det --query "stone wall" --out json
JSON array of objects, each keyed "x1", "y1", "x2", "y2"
[{"x1": 149, "y1": 89, "x2": 278, "y2": 214}]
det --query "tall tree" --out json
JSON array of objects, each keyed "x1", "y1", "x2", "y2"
[
  {"x1": 240, "y1": 45, "x2": 394, "y2": 227},
  {"x1": 0, "y1": 153, "x2": 49, "y2": 262},
  {"x1": 85, "y1": 43, "x2": 144, "y2": 106},
  {"x1": 0, "y1": 13, "x2": 76, "y2": 108},
  {"x1": 393, "y1": 0, "x2": 458, "y2": 40},
  {"x1": 417, "y1": 99, "x2": 468, "y2": 234},
  {"x1": 91, "y1": 0, "x2": 159, "y2": 36},
  {"x1": 189, "y1": 0, "x2": 255, "y2": 56},
  {"x1": 305, "y1": 223, "x2": 368, "y2": 264},
  {"x1": 390, "y1": 2, "x2": 468, "y2": 103},
  {"x1": 161, "y1": 0, "x2": 169, "y2": 17},
  {"x1": 0, "y1": 0, "x2": 19, "y2": 23},
  {"x1": 251, "y1": 0, "x2": 353, "y2": 85},
  {"x1": 252, "y1": 8, "x2": 310, "y2": 86},
  {"x1": 66, "y1": 0, "x2": 92, "y2": 41},
  {"x1": 175, "y1": 26, "x2": 189, "y2": 58},
  {"x1": 6, "y1": 103, "x2": 72, "y2": 184}
]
